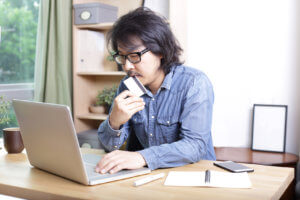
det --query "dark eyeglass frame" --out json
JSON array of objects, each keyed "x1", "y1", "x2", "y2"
[{"x1": 113, "y1": 48, "x2": 150, "y2": 65}]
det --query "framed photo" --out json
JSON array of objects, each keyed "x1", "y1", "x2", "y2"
[{"x1": 251, "y1": 104, "x2": 288, "y2": 152}]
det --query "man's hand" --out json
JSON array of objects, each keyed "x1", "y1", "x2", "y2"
[
  {"x1": 109, "y1": 90, "x2": 145, "y2": 130},
  {"x1": 95, "y1": 150, "x2": 146, "y2": 174}
]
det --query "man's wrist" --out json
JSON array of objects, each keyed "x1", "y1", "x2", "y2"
[
  {"x1": 109, "y1": 116, "x2": 120, "y2": 130},
  {"x1": 136, "y1": 152, "x2": 147, "y2": 167}
]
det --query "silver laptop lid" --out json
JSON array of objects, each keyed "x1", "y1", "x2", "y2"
[{"x1": 12, "y1": 100, "x2": 89, "y2": 185}]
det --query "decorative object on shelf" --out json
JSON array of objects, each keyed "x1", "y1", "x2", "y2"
[
  {"x1": 89, "y1": 85, "x2": 118, "y2": 114},
  {"x1": 251, "y1": 104, "x2": 288, "y2": 153},
  {"x1": 81, "y1": 143, "x2": 92, "y2": 149},
  {"x1": 89, "y1": 105, "x2": 106, "y2": 114},
  {"x1": 77, "y1": 129, "x2": 104, "y2": 149},
  {"x1": 73, "y1": 2, "x2": 118, "y2": 25}
]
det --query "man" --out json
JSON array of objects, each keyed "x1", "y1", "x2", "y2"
[{"x1": 96, "y1": 7, "x2": 215, "y2": 174}]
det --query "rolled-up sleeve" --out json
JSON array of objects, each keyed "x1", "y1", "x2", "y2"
[{"x1": 97, "y1": 118, "x2": 130, "y2": 152}]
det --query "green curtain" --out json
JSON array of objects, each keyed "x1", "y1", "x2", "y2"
[{"x1": 34, "y1": 0, "x2": 73, "y2": 110}]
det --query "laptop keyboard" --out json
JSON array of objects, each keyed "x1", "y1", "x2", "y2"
[
  {"x1": 82, "y1": 154, "x2": 139, "y2": 180},
  {"x1": 82, "y1": 154, "x2": 106, "y2": 178},
  {"x1": 82, "y1": 153, "x2": 102, "y2": 165}
]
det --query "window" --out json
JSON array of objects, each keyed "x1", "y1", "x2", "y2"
[{"x1": 0, "y1": 0, "x2": 40, "y2": 135}]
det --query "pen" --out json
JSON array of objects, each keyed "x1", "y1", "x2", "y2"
[
  {"x1": 133, "y1": 173, "x2": 165, "y2": 187},
  {"x1": 205, "y1": 170, "x2": 210, "y2": 184}
]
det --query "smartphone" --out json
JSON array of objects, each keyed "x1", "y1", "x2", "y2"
[{"x1": 213, "y1": 161, "x2": 254, "y2": 173}]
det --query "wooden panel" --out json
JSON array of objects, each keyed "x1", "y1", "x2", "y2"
[{"x1": 75, "y1": 29, "x2": 117, "y2": 72}]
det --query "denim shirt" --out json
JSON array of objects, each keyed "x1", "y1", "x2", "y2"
[{"x1": 98, "y1": 65, "x2": 216, "y2": 170}]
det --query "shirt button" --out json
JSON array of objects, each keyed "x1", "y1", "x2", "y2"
[
  {"x1": 114, "y1": 145, "x2": 118, "y2": 149},
  {"x1": 152, "y1": 98, "x2": 155, "y2": 101},
  {"x1": 149, "y1": 133, "x2": 153, "y2": 137},
  {"x1": 116, "y1": 133, "x2": 120, "y2": 137},
  {"x1": 151, "y1": 116, "x2": 155, "y2": 119},
  {"x1": 167, "y1": 121, "x2": 170, "y2": 125}
]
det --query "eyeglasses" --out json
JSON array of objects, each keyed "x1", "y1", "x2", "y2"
[{"x1": 113, "y1": 48, "x2": 150, "y2": 65}]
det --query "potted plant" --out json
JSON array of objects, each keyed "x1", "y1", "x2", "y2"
[
  {"x1": 0, "y1": 95, "x2": 11, "y2": 140},
  {"x1": 89, "y1": 85, "x2": 118, "y2": 114},
  {"x1": 0, "y1": 95, "x2": 10, "y2": 127}
]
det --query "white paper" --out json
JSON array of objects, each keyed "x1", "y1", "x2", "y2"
[{"x1": 164, "y1": 171, "x2": 252, "y2": 189}]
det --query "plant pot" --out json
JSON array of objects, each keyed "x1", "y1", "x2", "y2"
[{"x1": 89, "y1": 105, "x2": 107, "y2": 114}]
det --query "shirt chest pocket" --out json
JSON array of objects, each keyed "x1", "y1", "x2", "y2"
[
  {"x1": 131, "y1": 114, "x2": 146, "y2": 133},
  {"x1": 157, "y1": 116, "x2": 180, "y2": 143},
  {"x1": 131, "y1": 115, "x2": 144, "y2": 124}
]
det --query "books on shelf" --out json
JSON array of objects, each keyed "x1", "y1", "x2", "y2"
[{"x1": 164, "y1": 170, "x2": 252, "y2": 189}]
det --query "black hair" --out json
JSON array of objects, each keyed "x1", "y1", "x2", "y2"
[{"x1": 107, "y1": 7, "x2": 183, "y2": 75}]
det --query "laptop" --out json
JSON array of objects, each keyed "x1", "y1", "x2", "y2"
[{"x1": 12, "y1": 99, "x2": 151, "y2": 185}]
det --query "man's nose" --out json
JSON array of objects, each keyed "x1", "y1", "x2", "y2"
[{"x1": 123, "y1": 59, "x2": 135, "y2": 71}]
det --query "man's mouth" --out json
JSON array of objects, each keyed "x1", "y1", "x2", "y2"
[{"x1": 127, "y1": 71, "x2": 142, "y2": 77}]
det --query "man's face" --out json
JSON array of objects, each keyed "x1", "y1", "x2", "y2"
[{"x1": 117, "y1": 42, "x2": 164, "y2": 88}]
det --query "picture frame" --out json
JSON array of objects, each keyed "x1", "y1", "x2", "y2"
[{"x1": 251, "y1": 104, "x2": 288, "y2": 153}]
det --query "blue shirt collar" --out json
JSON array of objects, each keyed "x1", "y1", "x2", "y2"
[{"x1": 160, "y1": 66, "x2": 176, "y2": 90}]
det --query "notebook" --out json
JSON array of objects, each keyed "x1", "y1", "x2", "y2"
[
  {"x1": 12, "y1": 99, "x2": 151, "y2": 185},
  {"x1": 164, "y1": 170, "x2": 252, "y2": 188}
]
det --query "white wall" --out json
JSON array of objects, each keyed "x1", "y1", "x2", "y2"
[
  {"x1": 144, "y1": 0, "x2": 169, "y2": 19},
  {"x1": 186, "y1": 0, "x2": 300, "y2": 154}
]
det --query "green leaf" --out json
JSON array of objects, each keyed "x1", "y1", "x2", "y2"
[{"x1": 96, "y1": 85, "x2": 118, "y2": 106}]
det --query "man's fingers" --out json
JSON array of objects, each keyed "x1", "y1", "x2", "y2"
[
  {"x1": 96, "y1": 151, "x2": 146, "y2": 174},
  {"x1": 123, "y1": 96, "x2": 144, "y2": 105},
  {"x1": 96, "y1": 151, "x2": 119, "y2": 172},
  {"x1": 100, "y1": 160, "x2": 120, "y2": 174},
  {"x1": 129, "y1": 105, "x2": 145, "y2": 114},
  {"x1": 109, "y1": 163, "x2": 125, "y2": 174},
  {"x1": 126, "y1": 101, "x2": 145, "y2": 110},
  {"x1": 116, "y1": 90, "x2": 136, "y2": 100}
]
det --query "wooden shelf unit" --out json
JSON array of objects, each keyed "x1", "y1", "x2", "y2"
[
  {"x1": 77, "y1": 71, "x2": 126, "y2": 76},
  {"x1": 76, "y1": 113, "x2": 108, "y2": 121},
  {"x1": 72, "y1": 0, "x2": 142, "y2": 133},
  {"x1": 76, "y1": 23, "x2": 113, "y2": 31}
]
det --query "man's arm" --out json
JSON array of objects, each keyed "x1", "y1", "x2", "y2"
[
  {"x1": 98, "y1": 85, "x2": 145, "y2": 152},
  {"x1": 97, "y1": 87, "x2": 146, "y2": 174},
  {"x1": 97, "y1": 117, "x2": 129, "y2": 152}
]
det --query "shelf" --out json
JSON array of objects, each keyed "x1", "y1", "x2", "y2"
[
  {"x1": 77, "y1": 113, "x2": 108, "y2": 120},
  {"x1": 77, "y1": 71, "x2": 126, "y2": 76},
  {"x1": 75, "y1": 23, "x2": 113, "y2": 31}
]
